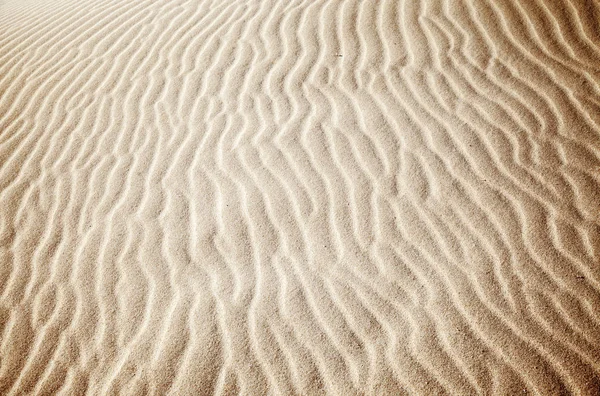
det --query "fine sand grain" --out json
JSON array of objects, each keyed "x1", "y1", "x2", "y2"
[{"x1": 1, "y1": 0, "x2": 600, "y2": 394}]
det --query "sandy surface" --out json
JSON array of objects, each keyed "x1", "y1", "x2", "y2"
[{"x1": 1, "y1": 0, "x2": 600, "y2": 394}]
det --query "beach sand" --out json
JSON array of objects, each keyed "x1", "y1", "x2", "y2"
[{"x1": 1, "y1": 0, "x2": 600, "y2": 394}]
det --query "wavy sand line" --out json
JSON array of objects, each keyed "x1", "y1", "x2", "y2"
[{"x1": 1, "y1": 0, "x2": 600, "y2": 394}]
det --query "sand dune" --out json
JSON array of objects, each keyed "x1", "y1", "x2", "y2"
[{"x1": 1, "y1": 0, "x2": 600, "y2": 394}]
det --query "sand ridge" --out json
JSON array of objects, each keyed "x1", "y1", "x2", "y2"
[{"x1": 1, "y1": 0, "x2": 600, "y2": 394}]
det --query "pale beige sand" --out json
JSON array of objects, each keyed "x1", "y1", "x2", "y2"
[{"x1": 1, "y1": 0, "x2": 600, "y2": 394}]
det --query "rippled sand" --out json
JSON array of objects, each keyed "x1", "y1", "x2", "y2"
[{"x1": 1, "y1": 0, "x2": 600, "y2": 394}]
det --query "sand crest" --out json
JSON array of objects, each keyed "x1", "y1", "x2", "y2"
[{"x1": 1, "y1": 0, "x2": 600, "y2": 394}]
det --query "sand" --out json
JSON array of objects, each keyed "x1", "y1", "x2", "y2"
[{"x1": 1, "y1": 0, "x2": 600, "y2": 394}]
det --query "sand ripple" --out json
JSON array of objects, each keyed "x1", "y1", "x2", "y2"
[{"x1": 1, "y1": 0, "x2": 600, "y2": 394}]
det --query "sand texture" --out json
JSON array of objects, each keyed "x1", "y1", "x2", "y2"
[{"x1": 1, "y1": 0, "x2": 600, "y2": 394}]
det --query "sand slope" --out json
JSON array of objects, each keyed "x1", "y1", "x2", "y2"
[{"x1": 1, "y1": 0, "x2": 600, "y2": 394}]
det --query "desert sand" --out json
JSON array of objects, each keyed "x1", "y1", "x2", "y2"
[{"x1": 1, "y1": 0, "x2": 600, "y2": 394}]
